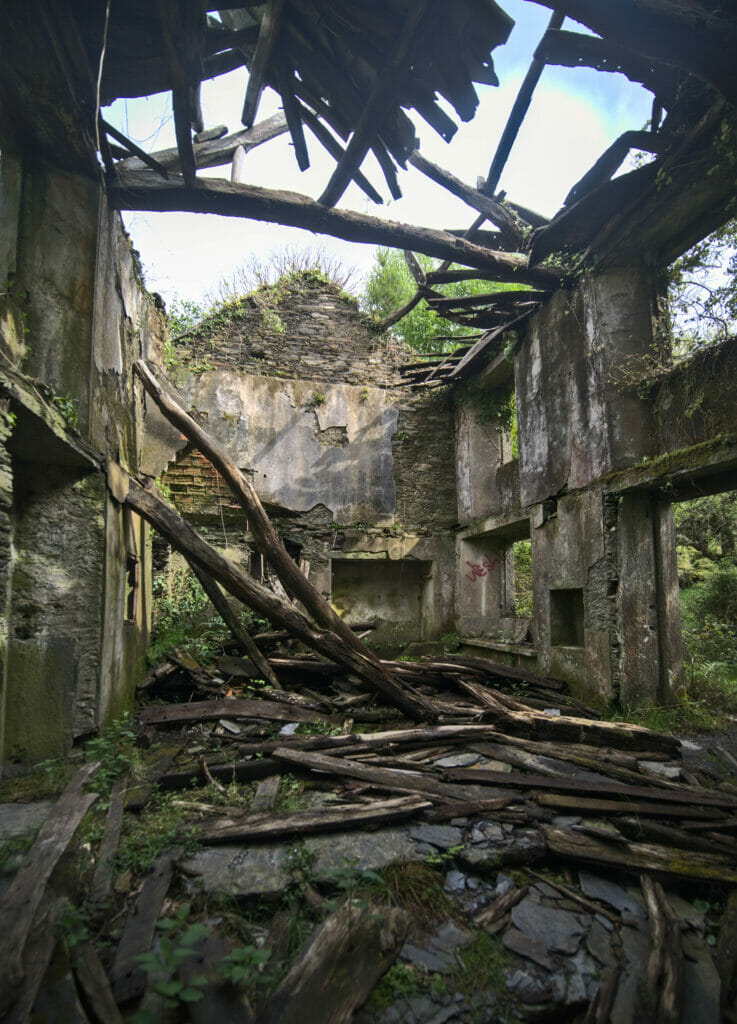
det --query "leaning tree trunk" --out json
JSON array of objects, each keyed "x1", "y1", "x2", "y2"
[
  {"x1": 134, "y1": 359, "x2": 436, "y2": 718},
  {"x1": 122, "y1": 473, "x2": 434, "y2": 721}
]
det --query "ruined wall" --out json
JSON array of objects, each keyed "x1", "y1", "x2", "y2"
[
  {"x1": 454, "y1": 267, "x2": 685, "y2": 707},
  {"x1": 0, "y1": 141, "x2": 166, "y2": 764},
  {"x1": 156, "y1": 277, "x2": 457, "y2": 653}
]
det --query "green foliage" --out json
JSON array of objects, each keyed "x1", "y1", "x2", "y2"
[
  {"x1": 274, "y1": 774, "x2": 307, "y2": 812},
  {"x1": 0, "y1": 758, "x2": 72, "y2": 802},
  {"x1": 167, "y1": 298, "x2": 208, "y2": 340},
  {"x1": 367, "y1": 962, "x2": 419, "y2": 1010},
  {"x1": 134, "y1": 905, "x2": 211, "y2": 1011},
  {"x1": 440, "y1": 632, "x2": 461, "y2": 653},
  {"x1": 425, "y1": 843, "x2": 464, "y2": 867},
  {"x1": 52, "y1": 393, "x2": 78, "y2": 428},
  {"x1": 116, "y1": 790, "x2": 200, "y2": 875},
  {"x1": 513, "y1": 539, "x2": 533, "y2": 618},
  {"x1": 86, "y1": 712, "x2": 138, "y2": 795},
  {"x1": 669, "y1": 217, "x2": 737, "y2": 354},
  {"x1": 362, "y1": 248, "x2": 530, "y2": 354},
  {"x1": 149, "y1": 566, "x2": 228, "y2": 666},
  {"x1": 449, "y1": 930, "x2": 515, "y2": 998},
  {"x1": 220, "y1": 944, "x2": 276, "y2": 987}
]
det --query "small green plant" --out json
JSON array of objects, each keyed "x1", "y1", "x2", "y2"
[
  {"x1": 86, "y1": 711, "x2": 138, "y2": 795},
  {"x1": 366, "y1": 962, "x2": 419, "y2": 1010},
  {"x1": 440, "y1": 632, "x2": 461, "y2": 653},
  {"x1": 359, "y1": 388, "x2": 369, "y2": 402},
  {"x1": 220, "y1": 944, "x2": 276, "y2": 987},
  {"x1": 425, "y1": 843, "x2": 464, "y2": 867},
  {"x1": 275, "y1": 774, "x2": 307, "y2": 812},
  {"x1": 52, "y1": 393, "x2": 78, "y2": 428},
  {"x1": 116, "y1": 790, "x2": 200, "y2": 875},
  {"x1": 311, "y1": 391, "x2": 326, "y2": 407},
  {"x1": 134, "y1": 905, "x2": 210, "y2": 1012}
]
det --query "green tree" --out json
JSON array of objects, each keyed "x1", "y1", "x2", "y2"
[
  {"x1": 669, "y1": 217, "x2": 737, "y2": 355},
  {"x1": 362, "y1": 248, "x2": 530, "y2": 354}
]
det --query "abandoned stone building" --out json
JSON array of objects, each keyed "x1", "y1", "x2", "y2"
[
  {"x1": 0, "y1": 0, "x2": 736, "y2": 766},
  {"x1": 2, "y1": 3, "x2": 737, "y2": 1022}
]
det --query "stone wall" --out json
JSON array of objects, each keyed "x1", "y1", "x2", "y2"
[
  {"x1": 0, "y1": 140, "x2": 166, "y2": 765},
  {"x1": 454, "y1": 267, "x2": 686, "y2": 708}
]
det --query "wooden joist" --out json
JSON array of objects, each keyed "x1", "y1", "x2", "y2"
[
  {"x1": 110, "y1": 169, "x2": 554, "y2": 277},
  {"x1": 528, "y1": 0, "x2": 737, "y2": 107},
  {"x1": 408, "y1": 151, "x2": 525, "y2": 247},
  {"x1": 242, "y1": 0, "x2": 287, "y2": 127},
  {"x1": 115, "y1": 112, "x2": 288, "y2": 174}
]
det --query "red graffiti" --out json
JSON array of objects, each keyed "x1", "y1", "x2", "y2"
[{"x1": 464, "y1": 556, "x2": 501, "y2": 583}]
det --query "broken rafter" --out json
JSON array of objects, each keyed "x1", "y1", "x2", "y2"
[
  {"x1": 528, "y1": 0, "x2": 737, "y2": 107},
  {"x1": 110, "y1": 169, "x2": 557, "y2": 280},
  {"x1": 409, "y1": 151, "x2": 524, "y2": 248},
  {"x1": 157, "y1": 0, "x2": 204, "y2": 187},
  {"x1": 130, "y1": 363, "x2": 436, "y2": 721},
  {"x1": 535, "y1": 28, "x2": 679, "y2": 102},
  {"x1": 484, "y1": 10, "x2": 564, "y2": 198},
  {"x1": 101, "y1": 119, "x2": 169, "y2": 179},
  {"x1": 427, "y1": 288, "x2": 549, "y2": 312},
  {"x1": 275, "y1": 58, "x2": 309, "y2": 171},
  {"x1": 300, "y1": 105, "x2": 382, "y2": 205},
  {"x1": 242, "y1": 0, "x2": 286, "y2": 127},
  {"x1": 564, "y1": 129, "x2": 668, "y2": 207},
  {"x1": 318, "y1": 0, "x2": 429, "y2": 208},
  {"x1": 115, "y1": 112, "x2": 288, "y2": 174},
  {"x1": 123, "y1": 475, "x2": 433, "y2": 720}
]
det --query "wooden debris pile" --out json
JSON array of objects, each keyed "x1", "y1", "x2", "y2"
[{"x1": 2, "y1": 645, "x2": 737, "y2": 1022}]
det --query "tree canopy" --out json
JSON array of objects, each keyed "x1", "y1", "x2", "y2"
[{"x1": 362, "y1": 248, "x2": 530, "y2": 354}]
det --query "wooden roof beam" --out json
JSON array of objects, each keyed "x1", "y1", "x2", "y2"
[
  {"x1": 535, "y1": 29, "x2": 679, "y2": 102},
  {"x1": 109, "y1": 169, "x2": 560, "y2": 277},
  {"x1": 528, "y1": 0, "x2": 737, "y2": 107},
  {"x1": 408, "y1": 151, "x2": 525, "y2": 249},
  {"x1": 157, "y1": 0, "x2": 205, "y2": 188}
]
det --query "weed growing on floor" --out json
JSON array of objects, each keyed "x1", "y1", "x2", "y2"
[
  {"x1": 0, "y1": 758, "x2": 73, "y2": 802},
  {"x1": 381, "y1": 861, "x2": 460, "y2": 929},
  {"x1": 115, "y1": 790, "x2": 200, "y2": 876},
  {"x1": 86, "y1": 712, "x2": 139, "y2": 795}
]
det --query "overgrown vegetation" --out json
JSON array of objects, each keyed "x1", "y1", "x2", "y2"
[
  {"x1": 362, "y1": 248, "x2": 531, "y2": 354},
  {"x1": 669, "y1": 216, "x2": 737, "y2": 355}
]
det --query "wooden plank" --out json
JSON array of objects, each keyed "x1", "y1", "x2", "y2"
[
  {"x1": 272, "y1": 746, "x2": 506, "y2": 801},
  {"x1": 0, "y1": 762, "x2": 99, "y2": 1012},
  {"x1": 139, "y1": 697, "x2": 330, "y2": 726},
  {"x1": 109, "y1": 849, "x2": 178, "y2": 1005},
  {"x1": 263, "y1": 902, "x2": 408, "y2": 1024},
  {"x1": 250, "y1": 774, "x2": 282, "y2": 813},
  {"x1": 536, "y1": 792, "x2": 725, "y2": 820},
  {"x1": 73, "y1": 942, "x2": 124, "y2": 1024},
  {"x1": 446, "y1": 767, "x2": 734, "y2": 808},
  {"x1": 242, "y1": 0, "x2": 286, "y2": 127},
  {"x1": 90, "y1": 773, "x2": 128, "y2": 904},
  {"x1": 198, "y1": 795, "x2": 432, "y2": 843},
  {"x1": 116, "y1": 112, "x2": 287, "y2": 173},
  {"x1": 544, "y1": 826, "x2": 737, "y2": 883},
  {"x1": 4, "y1": 900, "x2": 65, "y2": 1024},
  {"x1": 110, "y1": 169, "x2": 558, "y2": 279}
]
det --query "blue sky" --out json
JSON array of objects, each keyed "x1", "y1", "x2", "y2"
[{"x1": 107, "y1": 0, "x2": 653, "y2": 307}]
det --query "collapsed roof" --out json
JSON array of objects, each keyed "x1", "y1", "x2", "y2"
[{"x1": 2, "y1": 0, "x2": 736, "y2": 380}]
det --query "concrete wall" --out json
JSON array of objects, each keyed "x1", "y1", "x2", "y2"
[
  {"x1": 454, "y1": 267, "x2": 687, "y2": 708},
  {"x1": 0, "y1": 140, "x2": 165, "y2": 765}
]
